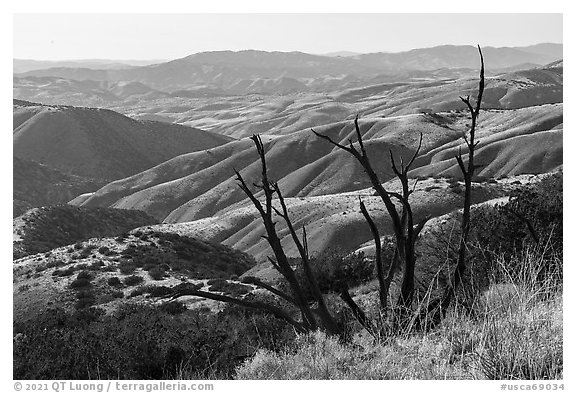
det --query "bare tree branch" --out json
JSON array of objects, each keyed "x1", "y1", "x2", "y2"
[
  {"x1": 241, "y1": 276, "x2": 299, "y2": 306},
  {"x1": 167, "y1": 288, "x2": 307, "y2": 333},
  {"x1": 359, "y1": 198, "x2": 387, "y2": 312}
]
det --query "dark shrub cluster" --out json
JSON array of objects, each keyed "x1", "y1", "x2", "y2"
[
  {"x1": 69, "y1": 271, "x2": 93, "y2": 289},
  {"x1": 470, "y1": 171, "x2": 562, "y2": 280},
  {"x1": 14, "y1": 303, "x2": 295, "y2": 379},
  {"x1": 420, "y1": 172, "x2": 563, "y2": 300},
  {"x1": 148, "y1": 266, "x2": 166, "y2": 281},
  {"x1": 124, "y1": 275, "x2": 144, "y2": 286},
  {"x1": 107, "y1": 277, "x2": 122, "y2": 287},
  {"x1": 118, "y1": 231, "x2": 255, "y2": 280},
  {"x1": 75, "y1": 290, "x2": 95, "y2": 310}
]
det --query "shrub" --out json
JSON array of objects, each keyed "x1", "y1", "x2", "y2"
[
  {"x1": 148, "y1": 267, "x2": 166, "y2": 280},
  {"x1": 158, "y1": 301, "x2": 187, "y2": 315},
  {"x1": 124, "y1": 275, "x2": 144, "y2": 286},
  {"x1": 118, "y1": 260, "x2": 136, "y2": 275},
  {"x1": 46, "y1": 259, "x2": 65, "y2": 269},
  {"x1": 69, "y1": 276, "x2": 91, "y2": 289},
  {"x1": 98, "y1": 246, "x2": 117, "y2": 256},
  {"x1": 76, "y1": 270, "x2": 92, "y2": 280},
  {"x1": 53, "y1": 267, "x2": 75, "y2": 277},
  {"x1": 111, "y1": 290, "x2": 124, "y2": 299},
  {"x1": 88, "y1": 261, "x2": 105, "y2": 270},
  {"x1": 74, "y1": 291, "x2": 95, "y2": 310},
  {"x1": 107, "y1": 277, "x2": 122, "y2": 287},
  {"x1": 117, "y1": 231, "x2": 255, "y2": 280},
  {"x1": 129, "y1": 286, "x2": 148, "y2": 298},
  {"x1": 69, "y1": 277, "x2": 91, "y2": 288},
  {"x1": 147, "y1": 286, "x2": 173, "y2": 297}
]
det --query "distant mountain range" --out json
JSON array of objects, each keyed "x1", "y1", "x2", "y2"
[
  {"x1": 14, "y1": 44, "x2": 562, "y2": 94},
  {"x1": 13, "y1": 58, "x2": 167, "y2": 73}
]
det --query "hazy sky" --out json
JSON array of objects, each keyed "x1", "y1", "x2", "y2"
[{"x1": 13, "y1": 13, "x2": 563, "y2": 60}]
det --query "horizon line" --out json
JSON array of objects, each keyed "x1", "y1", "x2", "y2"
[{"x1": 13, "y1": 42, "x2": 563, "y2": 63}]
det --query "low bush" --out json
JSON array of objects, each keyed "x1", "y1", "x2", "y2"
[
  {"x1": 158, "y1": 301, "x2": 187, "y2": 315},
  {"x1": 148, "y1": 266, "x2": 166, "y2": 281},
  {"x1": 74, "y1": 291, "x2": 95, "y2": 310},
  {"x1": 118, "y1": 260, "x2": 136, "y2": 275},
  {"x1": 70, "y1": 278, "x2": 91, "y2": 289},
  {"x1": 107, "y1": 277, "x2": 122, "y2": 287},
  {"x1": 124, "y1": 275, "x2": 144, "y2": 286}
]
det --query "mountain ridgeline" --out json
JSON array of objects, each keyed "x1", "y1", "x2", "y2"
[{"x1": 14, "y1": 44, "x2": 562, "y2": 97}]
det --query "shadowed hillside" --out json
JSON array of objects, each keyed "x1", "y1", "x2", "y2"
[
  {"x1": 13, "y1": 156, "x2": 107, "y2": 217},
  {"x1": 13, "y1": 100, "x2": 234, "y2": 180}
]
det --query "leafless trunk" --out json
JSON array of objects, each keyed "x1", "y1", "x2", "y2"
[
  {"x1": 313, "y1": 117, "x2": 428, "y2": 326},
  {"x1": 453, "y1": 45, "x2": 485, "y2": 295},
  {"x1": 425, "y1": 45, "x2": 485, "y2": 328}
]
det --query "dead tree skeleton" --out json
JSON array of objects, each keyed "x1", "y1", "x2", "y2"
[
  {"x1": 424, "y1": 45, "x2": 485, "y2": 328},
  {"x1": 312, "y1": 117, "x2": 429, "y2": 327}
]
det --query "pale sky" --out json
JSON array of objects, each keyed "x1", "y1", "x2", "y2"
[{"x1": 13, "y1": 13, "x2": 563, "y2": 61}]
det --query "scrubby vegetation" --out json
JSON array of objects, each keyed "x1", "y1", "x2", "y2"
[
  {"x1": 119, "y1": 231, "x2": 256, "y2": 279},
  {"x1": 14, "y1": 304, "x2": 295, "y2": 379},
  {"x1": 237, "y1": 243, "x2": 562, "y2": 380},
  {"x1": 13, "y1": 205, "x2": 158, "y2": 258},
  {"x1": 12, "y1": 187, "x2": 563, "y2": 381}
]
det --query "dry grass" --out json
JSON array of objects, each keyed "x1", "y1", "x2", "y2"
[{"x1": 235, "y1": 249, "x2": 562, "y2": 380}]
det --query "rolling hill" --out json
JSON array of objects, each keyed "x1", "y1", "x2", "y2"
[
  {"x1": 91, "y1": 60, "x2": 561, "y2": 139},
  {"x1": 13, "y1": 76, "x2": 169, "y2": 107},
  {"x1": 13, "y1": 99, "x2": 234, "y2": 181},
  {"x1": 72, "y1": 104, "x2": 562, "y2": 227}
]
